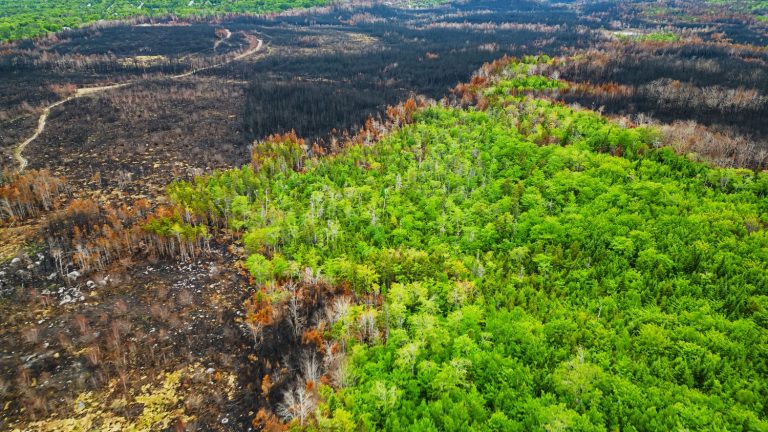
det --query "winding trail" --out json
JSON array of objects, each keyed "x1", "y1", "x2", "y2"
[
  {"x1": 213, "y1": 29, "x2": 233, "y2": 52},
  {"x1": 172, "y1": 38, "x2": 262, "y2": 79},
  {"x1": 12, "y1": 37, "x2": 263, "y2": 172}
]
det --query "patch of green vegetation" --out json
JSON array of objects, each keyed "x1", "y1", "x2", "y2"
[
  {"x1": 618, "y1": 31, "x2": 681, "y2": 43},
  {"x1": 164, "y1": 58, "x2": 768, "y2": 430},
  {"x1": 707, "y1": 0, "x2": 767, "y2": 8},
  {"x1": 638, "y1": 31, "x2": 681, "y2": 42},
  {"x1": 144, "y1": 210, "x2": 209, "y2": 241},
  {"x1": 641, "y1": 6, "x2": 670, "y2": 17},
  {"x1": 639, "y1": 5, "x2": 698, "y2": 23},
  {"x1": 0, "y1": 0, "x2": 333, "y2": 42},
  {"x1": 486, "y1": 56, "x2": 565, "y2": 94},
  {"x1": 22, "y1": 241, "x2": 45, "y2": 256},
  {"x1": 705, "y1": 0, "x2": 768, "y2": 16},
  {"x1": 490, "y1": 75, "x2": 566, "y2": 94}
]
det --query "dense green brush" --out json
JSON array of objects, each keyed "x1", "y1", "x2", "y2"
[
  {"x1": 0, "y1": 0, "x2": 331, "y2": 41},
  {"x1": 159, "y1": 58, "x2": 768, "y2": 431}
]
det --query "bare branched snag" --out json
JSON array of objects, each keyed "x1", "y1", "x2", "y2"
[
  {"x1": 244, "y1": 290, "x2": 275, "y2": 345},
  {"x1": 276, "y1": 383, "x2": 315, "y2": 426},
  {"x1": 285, "y1": 282, "x2": 305, "y2": 340}
]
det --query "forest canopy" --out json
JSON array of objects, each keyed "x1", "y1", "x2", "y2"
[
  {"x1": 0, "y1": 0, "x2": 331, "y2": 41},
  {"x1": 159, "y1": 57, "x2": 768, "y2": 430}
]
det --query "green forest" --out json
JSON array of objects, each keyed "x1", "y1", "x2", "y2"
[
  {"x1": 0, "y1": 0, "x2": 330, "y2": 41},
  {"x1": 155, "y1": 57, "x2": 768, "y2": 430}
]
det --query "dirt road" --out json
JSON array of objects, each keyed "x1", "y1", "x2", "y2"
[{"x1": 12, "y1": 36, "x2": 263, "y2": 172}]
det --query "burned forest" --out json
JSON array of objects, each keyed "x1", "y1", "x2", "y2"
[{"x1": 1, "y1": 0, "x2": 767, "y2": 431}]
